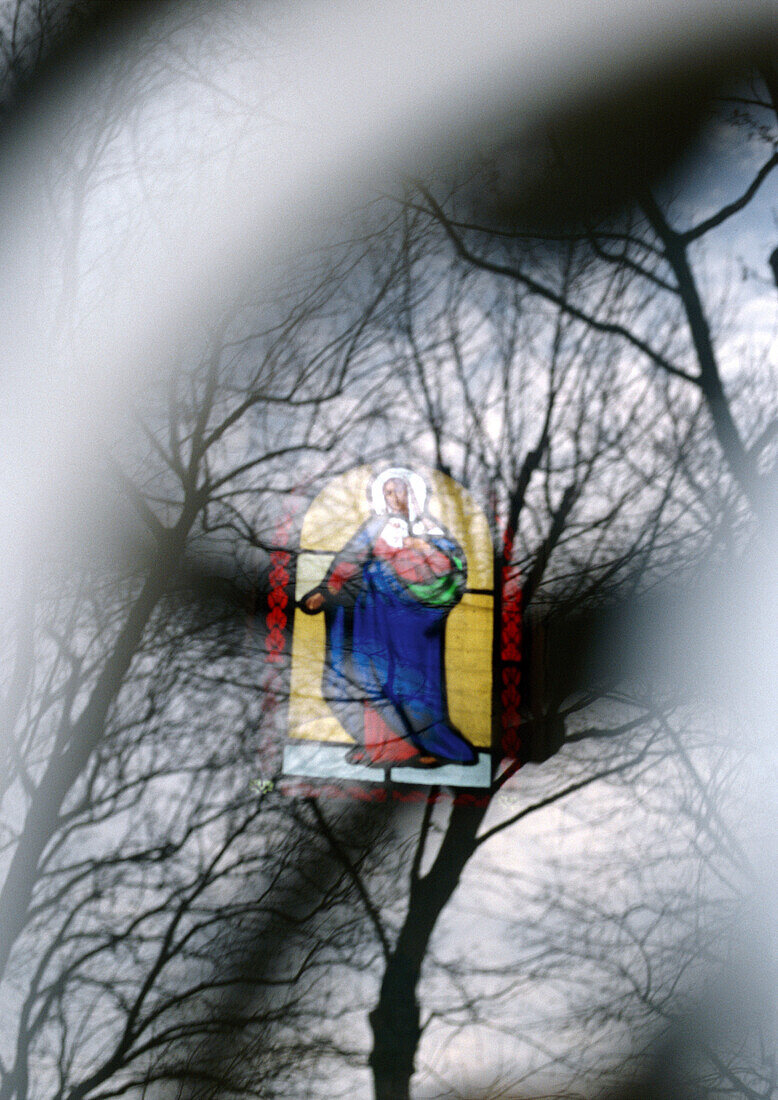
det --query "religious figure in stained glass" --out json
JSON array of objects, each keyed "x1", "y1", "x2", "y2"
[{"x1": 300, "y1": 467, "x2": 477, "y2": 768}]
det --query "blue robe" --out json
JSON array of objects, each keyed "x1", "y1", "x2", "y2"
[{"x1": 312, "y1": 514, "x2": 476, "y2": 764}]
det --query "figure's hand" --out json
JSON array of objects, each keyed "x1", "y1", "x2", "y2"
[
  {"x1": 304, "y1": 591, "x2": 325, "y2": 612},
  {"x1": 403, "y1": 537, "x2": 430, "y2": 551}
]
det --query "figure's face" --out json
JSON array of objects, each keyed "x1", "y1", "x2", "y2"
[{"x1": 383, "y1": 478, "x2": 408, "y2": 515}]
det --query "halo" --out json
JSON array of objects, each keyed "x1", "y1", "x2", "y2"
[{"x1": 370, "y1": 467, "x2": 427, "y2": 518}]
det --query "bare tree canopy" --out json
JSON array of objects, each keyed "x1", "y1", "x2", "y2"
[{"x1": 0, "y1": 4, "x2": 777, "y2": 1100}]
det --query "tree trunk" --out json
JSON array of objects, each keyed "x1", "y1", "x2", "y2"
[{"x1": 369, "y1": 802, "x2": 488, "y2": 1100}]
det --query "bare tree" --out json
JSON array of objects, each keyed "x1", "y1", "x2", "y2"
[
  {"x1": 274, "y1": 76, "x2": 778, "y2": 1096},
  {"x1": 2, "y1": 6, "x2": 777, "y2": 1099},
  {"x1": 418, "y1": 65, "x2": 778, "y2": 527},
  {"x1": 0, "y1": 206, "x2": 421, "y2": 1097},
  {"x1": 255, "y1": 205, "x2": 733, "y2": 1099}
]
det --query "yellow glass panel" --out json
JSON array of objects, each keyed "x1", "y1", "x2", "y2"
[
  {"x1": 446, "y1": 593, "x2": 493, "y2": 747},
  {"x1": 289, "y1": 553, "x2": 351, "y2": 742},
  {"x1": 300, "y1": 466, "x2": 372, "y2": 551}
]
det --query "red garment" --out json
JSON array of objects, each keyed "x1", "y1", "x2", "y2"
[
  {"x1": 327, "y1": 559, "x2": 359, "y2": 593},
  {"x1": 363, "y1": 704, "x2": 418, "y2": 762},
  {"x1": 373, "y1": 536, "x2": 450, "y2": 585}
]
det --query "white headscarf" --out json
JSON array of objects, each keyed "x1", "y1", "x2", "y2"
[{"x1": 370, "y1": 467, "x2": 427, "y2": 525}]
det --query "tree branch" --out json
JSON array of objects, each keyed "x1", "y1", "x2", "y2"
[
  {"x1": 418, "y1": 184, "x2": 699, "y2": 385},
  {"x1": 477, "y1": 747, "x2": 650, "y2": 846},
  {"x1": 680, "y1": 151, "x2": 778, "y2": 244}
]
